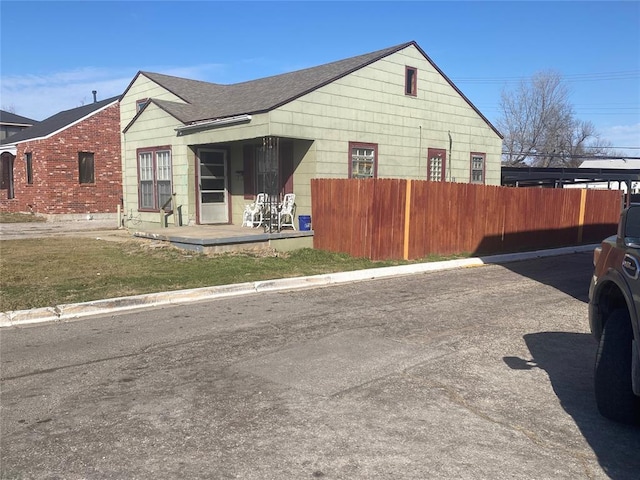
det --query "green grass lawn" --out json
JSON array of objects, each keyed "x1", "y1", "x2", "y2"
[{"x1": 1, "y1": 237, "x2": 469, "y2": 312}]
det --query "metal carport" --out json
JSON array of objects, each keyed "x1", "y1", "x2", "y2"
[{"x1": 501, "y1": 167, "x2": 640, "y2": 207}]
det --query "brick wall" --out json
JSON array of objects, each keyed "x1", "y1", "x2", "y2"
[{"x1": 0, "y1": 103, "x2": 122, "y2": 215}]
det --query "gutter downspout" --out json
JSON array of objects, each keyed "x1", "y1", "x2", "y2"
[{"x1": 448, "y1": 131, "x2": 452, "y2": 182}]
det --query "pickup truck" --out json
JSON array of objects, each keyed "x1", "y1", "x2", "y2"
[{"x1": 589, "y1": 204, "x2": 640, "y2": 425}]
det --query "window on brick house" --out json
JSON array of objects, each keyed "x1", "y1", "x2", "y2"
[
  {"x1": 138, "y1": 148, "x2": 172, "y2": 211},
  {"x1": 25, "y1": 152, "x2": 33, "y2": 185},
  {"x1": 405, "y1": 66, "x2": 417, "y2": 96},
  {"x1": 470, "y1": 153, "x2": 485, "y2": 184},
  {"x1": 79, "y1": 152, "x2": 95, "y2": 184},
  {"x1": 349, "y1": 142, "x2": 377, "y2": 179}
]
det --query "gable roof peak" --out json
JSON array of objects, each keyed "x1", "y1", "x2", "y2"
[
  {"x1": 0, "y1": 95, "x2": 120, "y2": 145},
  {"x1": 136, "y1": 41, "x2": 418, "y2": 125},
  {"x1": 232, "y1": 40, "x2": 416, "y2": 87}
]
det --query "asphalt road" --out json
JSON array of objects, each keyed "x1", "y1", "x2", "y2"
[{"x1": 1, "y1": 252, "x2": 639, "y2": 479}]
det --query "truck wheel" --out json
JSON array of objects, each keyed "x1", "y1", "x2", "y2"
[{"x1": 594, "y1": 308, "x2": 640, "y2": 425}]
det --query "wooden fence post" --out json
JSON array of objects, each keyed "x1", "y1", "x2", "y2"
[
  {"x1": 577, "y1": 189, "x2": 587, "y2": 243},
  {"x1": 403, "y1": 179, "x2": 412, "y2": 260}
]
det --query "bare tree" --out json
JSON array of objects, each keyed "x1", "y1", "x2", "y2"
[
  {"x1": 557, "y1": 120, "x2": 613, "y2": 167},
  {"x1": 498, "y1": 70, "x2": 611, "y2": 167}
]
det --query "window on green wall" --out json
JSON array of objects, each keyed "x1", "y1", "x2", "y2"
[
  {"x1": 427, "y1": 148, "x2": 446, "y2": 182},
  {"x1": 136, "y1": 98, "x2": 149, "y2": 112},
  {"x1": 470, "y1": 153, "x2": 485, "y2": 184},
  {"x1": 137, "y1": 147, "x2": 172, "y2": 211},
  {"x1": 405, "y1": 66, "x2": 417, "y2": 96},
  {"x1": 349, "y1": 142, "x2": 377, "y2": 179}
]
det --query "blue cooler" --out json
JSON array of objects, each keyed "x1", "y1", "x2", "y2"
[{"x1": 298, "y1": 215, "x2": 311, "y2": 231}]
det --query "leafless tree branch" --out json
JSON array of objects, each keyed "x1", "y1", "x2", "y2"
[{"x1": 498, "y1": 70, "x2": 614, "y2": 167}]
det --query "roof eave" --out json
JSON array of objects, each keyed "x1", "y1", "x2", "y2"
[
  {"x1": 1, "y1": 122, "x2": 35, "y2": 128},
  {"x1": 0, "y1": 144, "x2": 17, "y2": 155},
  {"x1": 175, "y1": 114, "x2": 252, "y2": 136},
  {"x1": 2, "y1": 98, "x2": 119, "y2": 144}
]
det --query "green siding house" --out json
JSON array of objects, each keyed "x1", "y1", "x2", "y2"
[{"x1": 120, "y1": 41, "x2": 503, "y2": 228}]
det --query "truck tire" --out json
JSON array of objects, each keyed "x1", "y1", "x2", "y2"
[{"x1": 594, "y1": 308, "x2": 640, "y2": 425}]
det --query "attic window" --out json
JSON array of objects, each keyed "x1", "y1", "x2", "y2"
[
  {"x1": 136, "y1": 99, "x2": 149, "y2": 112},
  {"x1": 405, "y1": 66, "x2": 417, "y2": 96}
]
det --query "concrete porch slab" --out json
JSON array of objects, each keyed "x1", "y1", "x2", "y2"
[{"x1": 131, "y1": 224, "x2": 314, "y2": 254}]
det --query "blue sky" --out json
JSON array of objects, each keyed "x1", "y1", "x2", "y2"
[{"x1": 1, "y1": 1, "x2": 639, "y2": 152}]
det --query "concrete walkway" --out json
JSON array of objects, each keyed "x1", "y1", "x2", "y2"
[{"x1": 0, "y1": 218, "x2": 127, "y2": 241}]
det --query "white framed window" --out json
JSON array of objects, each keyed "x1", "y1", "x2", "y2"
[
  {"x1": 470, "y1": 153, "x2": 485, "y2": 184},
  {"x1": 156, "y1": 150, "x2": 172, "y2": 209},
  {"x1": 137, "y1": 147, "x2": 172, "y2": 210},
  {"x1": 349, "y1": 142, "x2": 377, "y2": 179}
]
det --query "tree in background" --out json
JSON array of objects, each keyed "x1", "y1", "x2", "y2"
[{"x1": 498, "y1": 70, "x2": 614, "y2": 167}]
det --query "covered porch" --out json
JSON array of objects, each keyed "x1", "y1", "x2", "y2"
[{"x1": 182, "y1": 135, "x2": 313, "y2": 228}]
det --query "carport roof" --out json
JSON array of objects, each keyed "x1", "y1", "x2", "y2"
[{"x1": 501, "y1": 167, "x2": 640, "y2": 187}]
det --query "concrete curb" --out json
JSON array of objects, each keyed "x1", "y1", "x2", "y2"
[{"x1": 0, "y1": 244, "x2": 596, "y2": 328}]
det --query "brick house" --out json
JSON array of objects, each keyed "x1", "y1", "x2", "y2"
[{"x1": 0, "y1": 96, "x2": 122, "y2": 219}]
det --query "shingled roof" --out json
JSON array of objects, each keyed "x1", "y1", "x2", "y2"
[
  {"x1": 137, "y1": 42, "x2": 409, "y2": 125},
  {"x1": 0, "y1": 110, "x2": 38, "y2": 127},
  {"x1": 124, "y1": 40, "x2": 501, "y2": 138},
  {"x1": 0, "y1": 96, "x2": 120, "y2": 145}
]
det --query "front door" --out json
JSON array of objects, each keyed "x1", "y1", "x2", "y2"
[{"x1": 197, "y1": 149, "x2": 228, "y2": 224}]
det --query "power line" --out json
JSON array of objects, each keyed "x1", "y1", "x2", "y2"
[
  {"x1": 503, "y1": 152, "x2": 640, "y2": 160},
  {"x1": 453, "y1": 70, "x2": 640, "y2": 85},
  {"x1": 581, "y1": 146, "x2": 640, "y2": 150},
  {"x1": 485, "y1": 110, "x2": 640, "y2": 116},
  {"x1": 573, "y1": 107, "x2": 639, "y2": 110}
]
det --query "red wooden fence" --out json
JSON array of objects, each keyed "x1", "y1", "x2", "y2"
[{"x1": 311, "y1": 179, "x2": 622, "y2": 261}]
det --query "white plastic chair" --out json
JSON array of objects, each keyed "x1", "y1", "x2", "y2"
[
  {"x1": 278, "y1": 193, "x2": 296, "y2": 230},
  {"x1": 242, "y1": 193, "x2": 267, "y2": 228}
]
